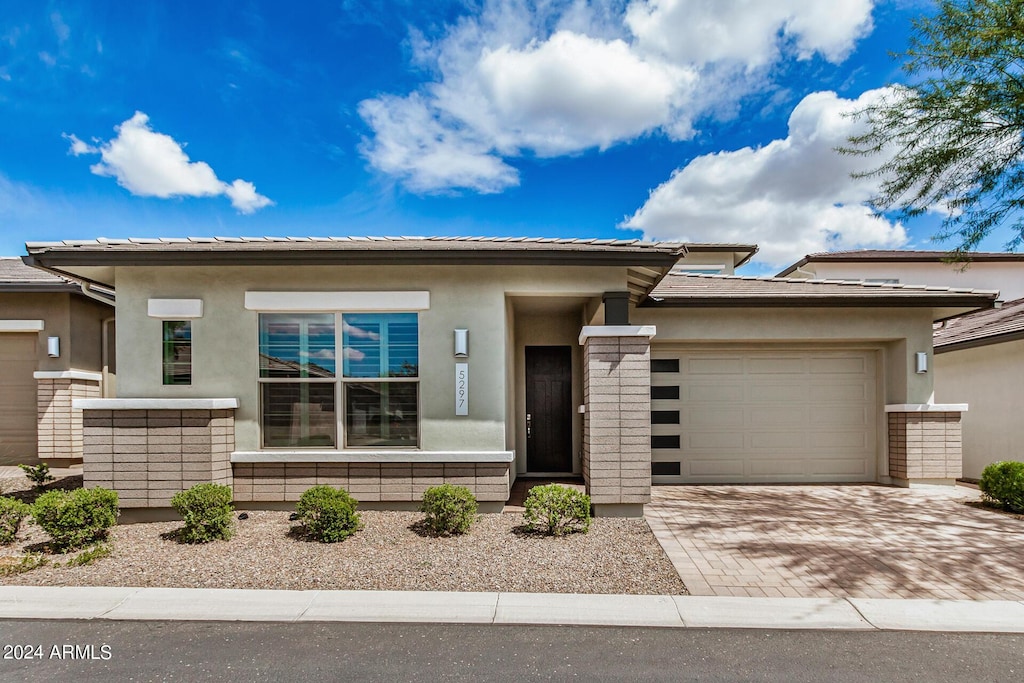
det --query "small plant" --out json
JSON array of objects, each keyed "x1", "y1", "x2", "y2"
[
  {"x1": 0, "y1": 496, "x2": 31, "y2": 545},
  {"x1": 18, "y1": 462, "x2": 54, "y2": 491},
  {"x1": 419, "y1": 483, "x2": 478, "y2": 535},
  {"x1": 32, "y1": 487, "x2": 119, "y2": 552},
  {"x1": 979, "y1": 461, "x2": 1024, "y2": 514},
  {"x1": 65, "y1": 543, "x2": 112, "y2": 567},
  {"x1": 295, "y1": 486, "x2": 361, "y2": 543},
  {"x1": 523, "y1": 484, "x2": 591, "y2": 536},
  {"x1": 0, "y1": 553, "x2": 46, "y2": 576},
  {"x1": 170, "y1": 483, "x2": 235, "y2": 543}
]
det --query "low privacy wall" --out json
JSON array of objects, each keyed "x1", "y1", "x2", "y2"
[
  {"x1": 78, "y1": 403, "x2": 234, "y2": 508},
  {"x1": 886, "y1": 405, "x2": 965, "y2": 485},
  {"x1": 36, "y1": 372, "x2": 102, "y2": 466}
]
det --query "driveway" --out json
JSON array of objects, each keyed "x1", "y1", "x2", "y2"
[{"x1": 647, "y1": 485, "x2": 1024, "y2": 600}]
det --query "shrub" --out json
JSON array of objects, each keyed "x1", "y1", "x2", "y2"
[
  {"x1": 18, "y1": 462, "x2": 54, "y2": 491},
  {"x1": 170, "y1": 483, "x2": 235, "y2": 543},
  {"x1": 65, "y1": 543, "x2": 112, "y2": 567},
  {"x1": 979, "y1": 461, "x2": 1024, "y2": 514},
  {"x1": 419, "y1": 484, "x2": 477, "y2": 535},
  {"x1": 32, "y1": 487, "x2": 119, "y2": 551},
  {"x1": 295, "y1": 486, "x2": 361, "y2": 543},
  {"x1": 523, "y1": 484, "x2": 591, "y2": 536},
  {"x1": 0, "y1": 496, "x2": 31, "y2": 545}
]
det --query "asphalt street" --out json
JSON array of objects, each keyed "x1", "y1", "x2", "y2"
[{"x1": 0, "y1": 620, "x2": 1020, "y2": 682}]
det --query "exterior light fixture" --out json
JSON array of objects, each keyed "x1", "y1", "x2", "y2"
[
  {"x1": 915, "y1": 352, "x2": 928, "y2": 374},
  {"x1": 47, "y1": 336, "x2": 60, "y2": 358},
  {"x1": 454, "y1": 329, "x2": 469, "y2": 358}
]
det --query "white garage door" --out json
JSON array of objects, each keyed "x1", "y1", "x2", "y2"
[
  {"x1": 0, "y1": 334, "x2": 38, "y2": 465},
  {"x1": 651, "y1": 348, "x2": 878, "y2": 483}
]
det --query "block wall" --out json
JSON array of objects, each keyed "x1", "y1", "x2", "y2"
[
  {"x1": 582, "y1": 335, "x2": 652, "y2": 506},
  {"x1": 82, "y1": 409, "x2": 234, "y2": 507},
  {"x1": 232, "y1": 462, "x2": 510, "y2": 502},
  {"x1": 888, "y1": 411, "x2": 963, "y2": 481},
  {"x1": 37, "y1": 378, "x2": 101, "y2": 464}
]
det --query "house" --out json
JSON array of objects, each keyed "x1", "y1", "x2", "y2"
[
  {"x1": 778, "y1": 249, "x2": 1024, "y2": 480},
  {"x1": 23, "y1": 237, "x2": 996, "y2": 515},
  {"x1": 0, "y1": 258, "x2": 114, "y2": 466}
]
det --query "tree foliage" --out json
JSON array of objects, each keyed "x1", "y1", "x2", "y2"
[{"x1": 844, "y1": 0, "x2": 1024, "y2": 253}]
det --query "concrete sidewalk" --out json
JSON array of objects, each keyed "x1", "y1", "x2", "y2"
[{"x1": 1, "y1": 586, "x2": 1023, "y2": 632}]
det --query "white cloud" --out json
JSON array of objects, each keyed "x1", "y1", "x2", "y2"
[
  {"x1": 358, "y1": 0, "x2": 877, "y2": 193},
  {"x1": 623, "y1": 88, "x2": 907, "y2": 268},
  {"x1": 625, "y1": 0, "x2": 874, "y2": 67},
  {"x1": 66, "y1": 112, "x2": 273, "y2": 214}
]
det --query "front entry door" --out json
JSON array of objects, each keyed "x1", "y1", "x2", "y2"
[{"x1": 525, "y1": 346, "x2": 573, "y2": 472}]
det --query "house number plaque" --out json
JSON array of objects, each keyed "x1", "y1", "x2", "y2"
[{"x1": 455, "y1": 362, "x2": 468, "y2": 416}]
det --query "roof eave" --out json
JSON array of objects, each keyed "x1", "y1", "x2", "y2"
[
  {"x1": 640, "y1": 295, "x2": 998, "y2": 309},
  {"x1": 935, "y1": 329, "x2": 1024, "y2": 354}
]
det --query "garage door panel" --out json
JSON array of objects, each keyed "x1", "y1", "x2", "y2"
[
  {"x1": 687, "y1": 459, "x2": 745, "y2": 477},
  {"x1": 652, "y1": 347, "x2": 878, "y2": 484},
  {"x1": 686, "y1": 358, "x2": 743, "y2": 374},
  {"x1": 747, "y1": 357, "x2": 806, "y2": 374},
  {"x1": 809, "y1": 357, "x2": 868, "y2": 374}
]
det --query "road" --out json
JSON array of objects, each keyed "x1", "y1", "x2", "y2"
[{"x1": 0, "y1": 620, "x2": 1020, "y2": 682}]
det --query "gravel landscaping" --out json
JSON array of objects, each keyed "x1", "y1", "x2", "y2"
[{"x1": 0, "y1": 474, "x2": 687, "y2": 595}]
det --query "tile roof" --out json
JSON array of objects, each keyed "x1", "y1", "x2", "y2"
[
  {"x1": 647, "y1": 272, "x2": 999, "y2": 305},
  {"x1": 0, "y1": 257, "x2": 76, "y2": 289},
  {"x1": 776, "y1": 249, "x2": 1024, "y2": 277},
  {"x1": 933, "y1": 297, "x2": 1024, "y2": 350},
  {"x1": 25, "y1": 235, "x2": 686, "y2": 254}
]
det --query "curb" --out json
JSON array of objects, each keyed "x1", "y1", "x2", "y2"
[{"x1": 1, "y1": 587, "x2": 1024, "y2": 632}]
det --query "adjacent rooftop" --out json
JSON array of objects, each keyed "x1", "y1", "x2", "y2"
[{"x1": 933, "y1": 297, "x2": 1024, "y2": 352}]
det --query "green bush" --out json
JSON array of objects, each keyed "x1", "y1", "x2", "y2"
[
  {"x1": 170, "y1": 483, "x2": 235, "y2": 543},
  {"x1": 0, "y1": 496, "x2": 31, "y2": 545},
  {"x1": 32, "y1": 487, "x2": 119, "y2": 551},
  {"x1": 419, "y1": 484, "x2": 478, "y2": 535},
  {"x1": 979, "y1": 461, "x2": 1024, "y2": 514},
  {"x1": 18, "y1": 462, "x2": 54, "y2": 491},
  {"x1": 295, "y1": 486, "x2": 361, "y2": 542},
  {"x1": 523, "y1": 484, "x2": 591, "y2": 536}
]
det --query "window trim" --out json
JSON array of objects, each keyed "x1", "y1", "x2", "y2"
[{"x1": 256, "y1": 310, "x2": 421, "y2": 450}]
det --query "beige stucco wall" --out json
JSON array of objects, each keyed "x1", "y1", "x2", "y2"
[
  {"x1": 113, "y1": 264, "x2": 629, "y2": 453},
  {"x1": 0, "y1": 292, "x2": 109, "y2": 374},
  {"x1": 632, "y1": 306, "x2": 936, "y2": 405},
  {"x1": 69, "y1": 296, "x2": 111, "y2": 373},
  {"x1": 935, "y1": 340, "x2": 1024, "y2": 479}
]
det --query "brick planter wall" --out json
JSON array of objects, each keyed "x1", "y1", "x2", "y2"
[
  {"x1": 82, "y1": 409, "x2": 234, "y2": 507},
  {"x1": 231, "y1": 462, "x2": 510, "y2": 503},
  {"x1": 887, "y1": 410, "x2": 963, "y2": 484},
  {"x1": 37, "y1": 377, "x2": 101, "y2": 466},
  {"x1": 581, "y1": 332, "x2": 653, "y2": 515}
]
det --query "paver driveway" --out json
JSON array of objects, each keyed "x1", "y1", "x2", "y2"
[{"x1": 647, "y1": 485, "x2": 1024, "y2": 600}]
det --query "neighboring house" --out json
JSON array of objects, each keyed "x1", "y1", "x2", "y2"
[
  {"x1": 777, "y1": 250, "x2": 1024, "y2": 300},
  {"x1": 778, "y1": 249, "x2": 1024, "y2": 480},
  {"x1": 24, "y1": 237, "x2": 996, "y2": 515},
  {"x1": 0, "y1": 258, "x2": 114, "y2": 466}
]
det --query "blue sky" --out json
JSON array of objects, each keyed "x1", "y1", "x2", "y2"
[{"x1": 0, "y1": 0, "x2": 1001, "y2": 272}]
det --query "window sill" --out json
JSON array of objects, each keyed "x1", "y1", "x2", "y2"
[
  {"x1": 73, "y1": 398, "x2": 240, "y2": 410},
  {"x1": 231, "y1": 450, "x2": 514, "y2": 464}
]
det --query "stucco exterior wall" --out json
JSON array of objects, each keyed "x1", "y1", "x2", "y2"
[
  {"x1": 69, "y1": 296, "x2": 112, "y2": 373},
  {"x1": 632, "y1": 306, "x2": 936, "y2": 405},
  {"x1": 0, "y1": 292, "x2": 71, "y2": 373},
  {"x1": 804, "y1": 262, "x2": 1024, "y2": 300},
  {"x1": 935, "y1": 340, "x2": 1024, "y2": 479},
  {"x1": 112, "y1": 264, "x2": 628, "y2": 454}
]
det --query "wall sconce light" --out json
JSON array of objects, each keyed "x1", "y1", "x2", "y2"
[
  {"x1": 915, "y1": 352, "x2": 928, "y2": 374},
  {"x1": 47, "y1": 336, "x2": 60, "y2": 358},
  {"x1": 454, "y1": 329, "x2": 469, "y2": 358}
]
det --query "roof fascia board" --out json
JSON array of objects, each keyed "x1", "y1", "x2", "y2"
[
  {"x1": 934, "y1": 329, "x2": 1024, "y2": 354},
  {"x1": 641, "y1": 296, "x2": 998, "y2": 308}
]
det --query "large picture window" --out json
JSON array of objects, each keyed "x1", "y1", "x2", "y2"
[{"x1": 258, "y1": 312, "x2": 418, "y2": 449}]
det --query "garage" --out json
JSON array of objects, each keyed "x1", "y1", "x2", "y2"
[
  {"x1": 650, "y1": 347, "x2": 879, "y2": 483},
  {"x1": 0, "y1": 333, "x2": 38, "y2": 465}
]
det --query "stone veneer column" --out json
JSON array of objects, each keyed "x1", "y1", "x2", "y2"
[
  {"x1": 75, "y1": 399, "x2": 237, "y2": 508},
  {"x1": 885, "y1": 404, "x2": 965, "y2": 486},
  {"x1": 35, "y1": 372, "x2": 103, "y2": 467},
  {"x1": 580, "y1": 325, "x2": 656, "y2": 517}
]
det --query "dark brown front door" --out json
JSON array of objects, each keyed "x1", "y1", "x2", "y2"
[{"x1": 525, "y1": 346, "x2": 573, "y2": 473}]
